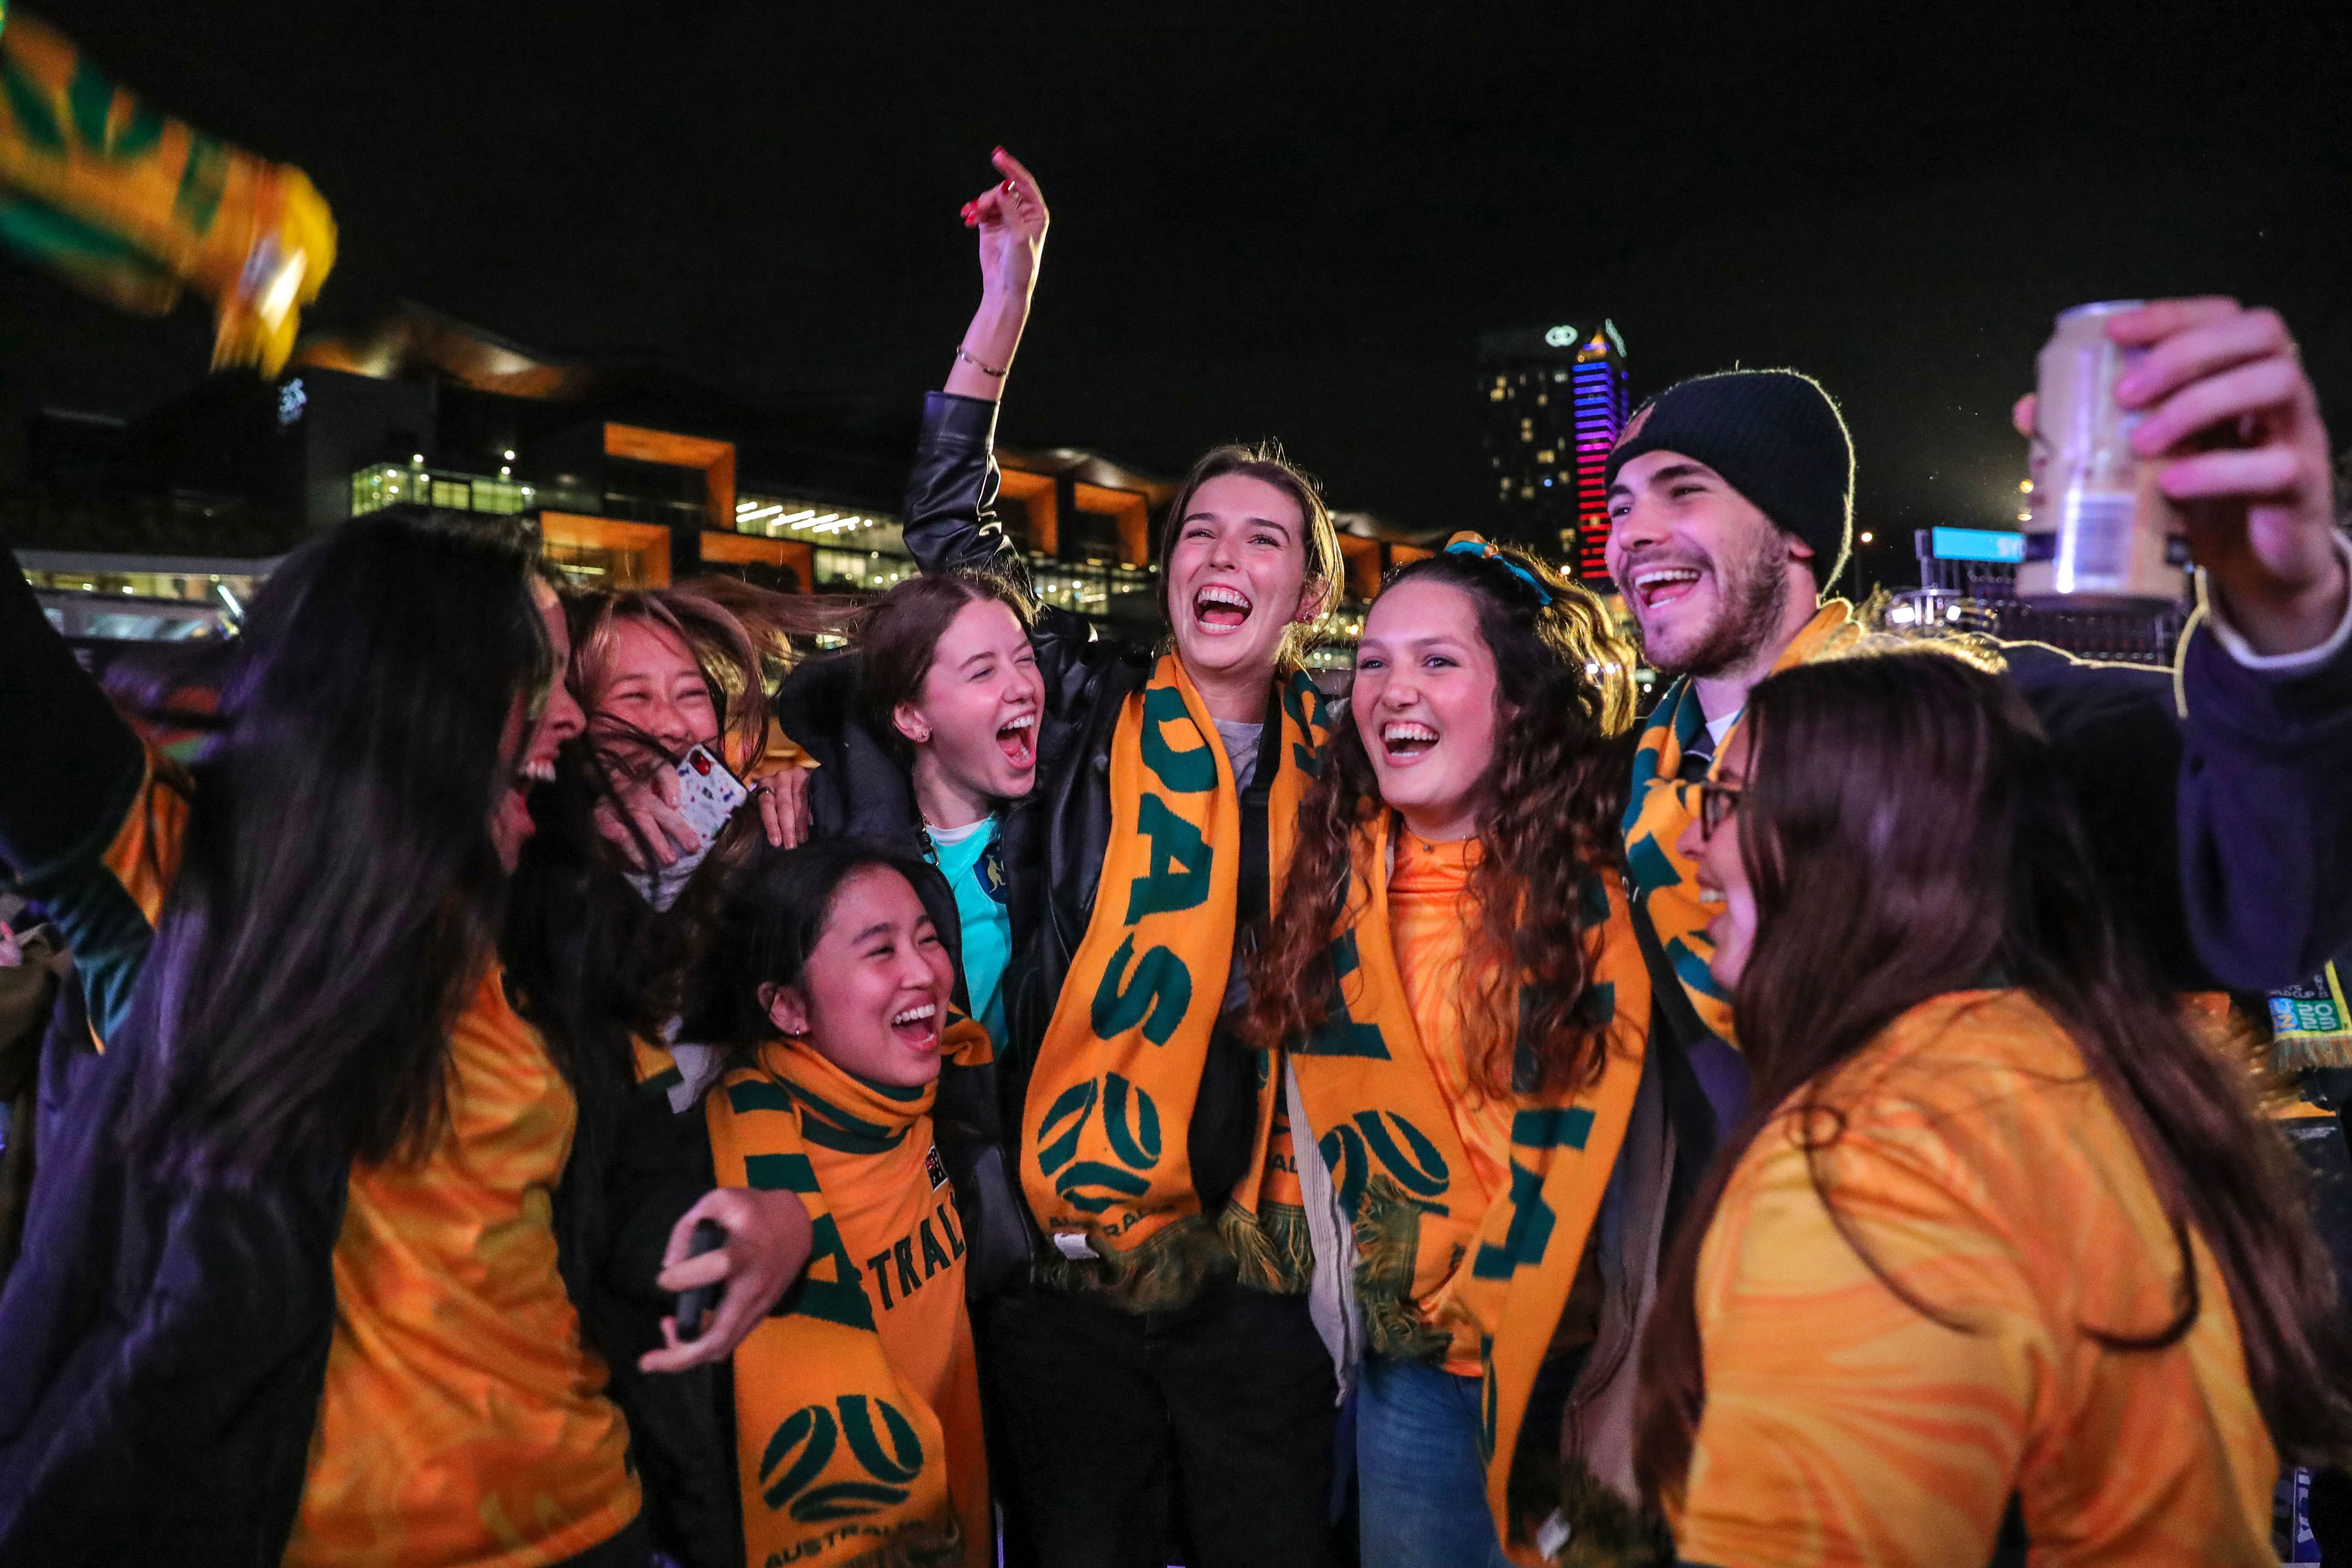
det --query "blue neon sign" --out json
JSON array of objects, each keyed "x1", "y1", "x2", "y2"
[{"x1": 1931, "y1": 527, "x2": 2026, "y2": 564}]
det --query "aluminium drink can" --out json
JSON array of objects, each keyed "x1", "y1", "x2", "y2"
[{"x1": 2018, "y1": 300, "x2": 2192, "y2": 611}]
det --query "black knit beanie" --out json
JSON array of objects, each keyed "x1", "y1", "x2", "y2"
[{"x1": 1602, "y1": 368, "x2": 1854, "y2": 588}]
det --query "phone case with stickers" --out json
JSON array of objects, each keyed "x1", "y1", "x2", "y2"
[{"x1": 674, "y1": 744, "x2": 750, "y2": 845}]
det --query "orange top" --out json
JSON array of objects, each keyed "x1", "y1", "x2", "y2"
[
  {"x1": 281, "y1": 968, "x2": 640, "y2": 1568},
  {"x1": 1675, "y1": 990, "x2": 2276, "y2": 1567},
  {"x1": 84, "y1": 747, "x2": 638, "y2": 1566},
  {"x1": 1388, "y1": 829, "x2": 1513, "y2": 1374}
]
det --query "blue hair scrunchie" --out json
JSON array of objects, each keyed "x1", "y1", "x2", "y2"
[{"x1": 1443, "y1": 537, "x2": 1553, "y2": 606}]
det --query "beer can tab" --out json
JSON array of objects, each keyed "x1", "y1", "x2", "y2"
[{"x1": 1052, "y1": 1231, "x2": 1099, "y2": 1261}]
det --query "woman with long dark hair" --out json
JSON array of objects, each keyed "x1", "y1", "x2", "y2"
[
  {"x1": 0, "y1": 513, "x2": 798, "y2": 1567},
  {"x1": 1637, "y1": 648, "x2": 2352, "y2": 1563},
  {"x1": 1247, "y1": 538, "x2": 1707, "y2": 1565}
]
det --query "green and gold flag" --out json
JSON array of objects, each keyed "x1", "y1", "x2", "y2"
[{"x1": 0, "y1": 5, "x2": 334, "y2": 373}]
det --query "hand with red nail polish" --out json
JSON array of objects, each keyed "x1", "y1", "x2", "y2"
[{"x1": 943, "y1": 148, "x2": 1050, "y2": 403}]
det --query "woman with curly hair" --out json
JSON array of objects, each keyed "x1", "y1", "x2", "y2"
[{"x1": 1246, "y1": 536, "x2": 1713, "y2": 1566}]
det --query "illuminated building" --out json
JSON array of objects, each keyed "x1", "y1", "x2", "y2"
[
  {"x1": 1477, "y1": 319, "x2": 1628, "y2": 581},
  {"x1": 10, "y1": 304, "x2": 1400, "y2": 658}
]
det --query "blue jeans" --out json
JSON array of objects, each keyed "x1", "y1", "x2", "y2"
[{"x1": 1356, "y1": 1354, "x2": 1512, "y2": 1568}]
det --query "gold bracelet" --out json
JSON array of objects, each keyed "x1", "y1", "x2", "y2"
[{"x1": 953, "y1": 344, "x2": 1007, "y2": 378}]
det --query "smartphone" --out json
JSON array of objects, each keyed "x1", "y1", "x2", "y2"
[
  {"x1": 673, "y1": 744, "x2": 751, "y2": 845},
  {"x1": 628, "y1": 745, "x2": 751, "y2": 910},
  {"x1": 675, "y1": 1219, "x2": 729, "y2": 1341}
]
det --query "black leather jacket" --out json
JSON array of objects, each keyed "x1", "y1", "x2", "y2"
[
  {"x1": 778, "y1": 392, "x2": 1268, "y2": 1298},
  {"x1": 891, "y1": 395, "x2": 1150, "y2": 1058}
]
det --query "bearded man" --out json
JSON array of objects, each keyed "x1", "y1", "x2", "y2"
[{"x1": 1607, "y1": 297, "x2": 2352, "y2": 1052}]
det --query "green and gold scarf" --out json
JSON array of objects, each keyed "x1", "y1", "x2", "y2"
[
  {"x1": 1020, "y1": 652, "x2": 1325, "y2": 1310},
  {"x1": 1621, "y1": 600, "x2": 1857, "y2": 1042},
  {"x1": 1288, "y1": 813, "x2": 1653, "y2": 1553},
  {"x1": 0, "y1": 8, "x2": 334, "y2": 372},
  {"x1": 683, "y1": 1026, "x2": 992, "y2": 1568}
]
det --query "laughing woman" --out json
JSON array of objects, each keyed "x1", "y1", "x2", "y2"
[
  {"x1": 777, "y1": 569, "x2": 1044, "y2": 1051},
  {"x1": 691, "y1": 840, "x2": 995, "y2": 1568},
  {"x1": 1638, "y1": 650, "x2": 2352, "y2": 1564},
  {"x1": 1248, "y1": 540, "x2": 1715, "y2": 1566},
  {"x1": 0, "y1": 515, "x2": 798, "y2": 1567},
  {"x1": 890, "y1": 150, "x2": 1347, "y2": 1566}
]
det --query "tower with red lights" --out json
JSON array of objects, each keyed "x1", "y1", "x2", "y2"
[{"x1": 1478, "y1": 319, "x2": 1629, "y2": 584}]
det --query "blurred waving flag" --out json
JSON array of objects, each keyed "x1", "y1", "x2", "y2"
[{"x1": 0, "y1": 3, "x2": 335, "y2": 374}]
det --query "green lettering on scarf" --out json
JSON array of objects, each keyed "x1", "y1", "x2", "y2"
[
  {"x1": 67, "y1": 62, "x2": 162, "y2": 160},
  {"x1": 1035, "y1": 1080, "x2": 1098, "y2": 1174},
  {"x1": 839, "y1": 1395, "x2": 925, "y2": 1485},
  {"x1": 1090, "y1": 933, "x2": 1193, "y2": 1045},
  {"x1": 1139, "y1": 683, "x2": 1216, "y2": 792},
  {"x1": 1354, "y1": 1109, "x2": 1449, "y2": 1198},
  {"x1": 0, "y1": 46, "x2": 64, "y2": 155},
  {"x1": 778, "y1": 1216, "x2": 875, "y2": 1332},
  {"x1": 760, "y1": 1405, "x2": 838, "y2": 1513},
  {"x1": 1102, "y1": 1072, "x2": 1164, "y2": 1168},
  {"x1": 1126, "y1": 795, "x2": 1213, "y2": 920},
  {"x1": 1471, "y1": 1162, "x2": 1556, "y2": 1280}
]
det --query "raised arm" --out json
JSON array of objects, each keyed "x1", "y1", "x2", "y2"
[
  {"x1": 902, "y1": 150, "x2": 1048, "y2": 582},
  {"x1": 943, "y1": 148, "x2": 1047, "y2": 405},
  {"x1": 2129, "y1": 301, "x2": 2352, "y2": 989},
  {"x1": 2011, "y1": 300, "x2": 2352, "y2": 991}
]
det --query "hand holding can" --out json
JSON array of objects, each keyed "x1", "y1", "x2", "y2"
[
  {"x1": 2015, "y1": 297, "x2": 2347, "y2": 652},
  {"x1": 2018, "y1": 300, "x2": 2192, "y2": 611}
]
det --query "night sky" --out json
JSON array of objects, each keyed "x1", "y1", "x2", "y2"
[{"x1": 4, "y1": 2, "x2": 2347, "y2": 591}]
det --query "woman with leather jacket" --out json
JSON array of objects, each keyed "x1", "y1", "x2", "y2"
[{"x1": 802, "y1": 149, "x2": 1351, "y2": 1568}]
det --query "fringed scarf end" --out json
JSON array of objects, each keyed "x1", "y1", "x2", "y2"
[{"x1": 1222, "y1": 1199, "x2": 1314, "y2": 1295}]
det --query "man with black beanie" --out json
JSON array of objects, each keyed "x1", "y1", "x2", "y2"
[{"x1": 1605, "y1": 297, "x2": 2352, "y2": 1063}]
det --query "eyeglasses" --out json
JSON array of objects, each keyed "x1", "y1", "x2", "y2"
[{"x1": 1697, "y1": 780, "x2": 1744, "y2": 840}]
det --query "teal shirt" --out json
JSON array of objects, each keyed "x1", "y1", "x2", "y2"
[{"x1": 925, "y1": 816, "x2": 1011, "y2": 1050}]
